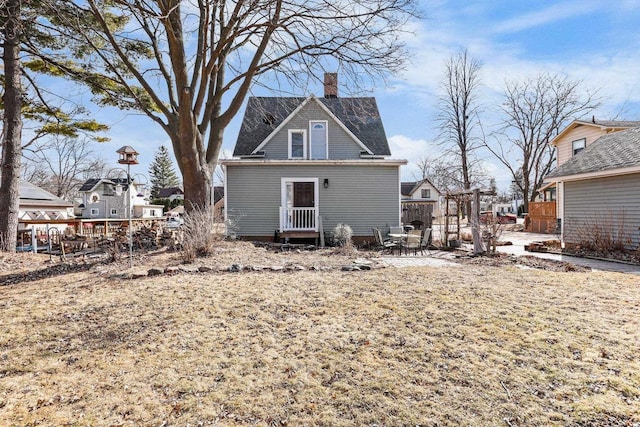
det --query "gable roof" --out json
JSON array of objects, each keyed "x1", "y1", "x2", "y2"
[
  {"x1": 547, "y1": 126, "x2": 640, "y2": 179},
  {"x1": 79, "y1": 178, "x2": 132, "y2": 193},
  {"x1": 234, "y1": 96, "x2": 391, "y2": 157},
  {"x1": 158, "y1": 187, "x2": 184, "y2": 198},
  {"x1": 550, "y1": 119, "x2": 640, "y2": 146},
  {"x1": 19, "y1": 181, "x2": 72, "y2": 207},
  {"x1": 401, "y1": 178, "x2": 440, "y2": 197}
]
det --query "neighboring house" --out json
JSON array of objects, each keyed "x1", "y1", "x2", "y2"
[
  {"x1": 15, "y1": 181, "x2": 75, "y2": 245},
  {"x1": 213, "y1": 186, "x2": 224, "y2": 221},
  {"x1": 79, "y1": 178, "x2": 164, "y2": 220},
  {"x1": 157, "y1": 187, "x2": 184, "y2": 202},
  {"x1": 529, "y1": 118, "x2": 640, "y2": 234},
  {"x1": 18, "y1": 181, "x2": 74, "y2": 222},
  {"x1": 493, "y1": 203, "x2": 514, "y2": 215},
  {"x1": 221, "y1": 73, "x2": 407, "y2": 243},
  {"x1": 400, "y1": 179, "x2": 441, "y2": 227},
  {"x1": 545, "y1": 126, "x2": 640, "y2": 248},
  {"x1": 552, "y1": 119, "x2": 640, "y2": 168}
]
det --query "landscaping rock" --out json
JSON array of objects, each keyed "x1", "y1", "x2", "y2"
[{"x1": 147, "y1": 268, "x2": 164, "y2": 276}]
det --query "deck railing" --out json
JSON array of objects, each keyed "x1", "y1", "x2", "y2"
[{"x1": 280, "y1": 207, "x2": 317, "y2": 231}]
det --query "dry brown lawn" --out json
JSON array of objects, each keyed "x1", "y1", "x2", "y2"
[{"x1": 1, "y1": 245, "x2": 639, "y2": 426}]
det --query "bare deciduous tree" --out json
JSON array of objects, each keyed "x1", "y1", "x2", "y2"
[
  {"x1": 21, "y1": 136, "x2": 107, "y2": 200},
  {"x1": 485, "y1": 73, "x2": 600, "y2": 213},
  {"x1": 415, "y1": 153, "x2": 488, "y2": 194},
  {"x1": 37, "y1": 0, "x2": 418, "y2": 210},
  {"x1": 436, "y1": 49, "x2": 484, "y2": 214}
]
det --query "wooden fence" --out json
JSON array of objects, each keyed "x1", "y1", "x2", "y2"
[
  {"x1": 527, "y1": 201, "x2": 557, "y2": 234},
  {"x1": 401, "y1": 201, "x2": 434, "y2": 229}
]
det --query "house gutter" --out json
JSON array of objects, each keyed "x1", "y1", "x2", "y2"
[
  {"x1": 544, "y1": 165, "x2": 640, "y2": 183},
  {"x1": 220, "y1": 159, "x2": 408, "y2": 166}
]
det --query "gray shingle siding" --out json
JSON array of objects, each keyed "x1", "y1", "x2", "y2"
[
  {"x1": 226, "y1": 164, "x2": 400, "y2": 238},
  {"x1": 563, "y1": 173, "x2": 640, "y2": 248}
]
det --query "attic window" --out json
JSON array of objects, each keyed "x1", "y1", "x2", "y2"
[
  {"x1": 263, "y1": 113, "x2": 276, "y2": 126},
  {"x1": 572, "y1": 138, "x2": 585, "y2": 156}
]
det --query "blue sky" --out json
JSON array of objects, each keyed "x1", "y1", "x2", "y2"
[{"x1": 89, "y1": 0, "x2": 640, "y2": 192}]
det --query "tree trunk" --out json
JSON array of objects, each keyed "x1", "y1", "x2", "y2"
[
  {"x1": 471, "y1": 189, "x2": 485, "y2": 255},
  {"x1": 172, "y1": 129, "x2": 215, "y2": 210},
  {"x1": 182, "y1": 162, "x2": 214, "y2": 210},
  {"x1": 0, "y1": 0, "x2": 23, "y2": 252}
]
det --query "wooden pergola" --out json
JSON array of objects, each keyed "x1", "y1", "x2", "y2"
[{"x1": 444, "y1": 188, "x2": 496, "y2": 254}]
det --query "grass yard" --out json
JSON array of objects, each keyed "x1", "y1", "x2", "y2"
[{"x1": 1, "y1": 262, "x2": 639, "y2": 426}]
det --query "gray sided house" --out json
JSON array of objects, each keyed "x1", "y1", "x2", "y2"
[
  {"x1": 221, "y1": 81, "x2": 406, "y2": 243},
  {"x1": 545, "y1": 127, "x2": 640, "y2": 248}
]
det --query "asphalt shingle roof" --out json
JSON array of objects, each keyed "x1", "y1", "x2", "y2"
[
  {"x1": 79, "y1": 178, "x2": 131, "y2": 192},
  {"x1": 591, "y1": 120, "x2": 640, "y2": 128},
  {"x1": 19, "y1": 181, "x2": 72, "y2": 206},
  {"x1": 158, "y1": 187, "x2": 183, "y2": 198},
  {"x1": 233, "y1": 96, "x2": 391, "y2": 156},
  {"x1": 547, "y1": 127, "x2": 640, "y2": 178},
  {"x1": 401, "y1": 182, "x2": 417, "y2": 196}
]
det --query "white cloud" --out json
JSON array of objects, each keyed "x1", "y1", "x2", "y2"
[
  {"x1": 493, "y1": 1, "x2": 601, "y2": 34},
  {"x1": 388, "y1": 134, "x2": 438, "y2": 181}
]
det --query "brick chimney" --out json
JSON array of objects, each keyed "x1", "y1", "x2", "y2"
[{"x1": 324, "y1": 73, "x2": 338, "y2": 98}]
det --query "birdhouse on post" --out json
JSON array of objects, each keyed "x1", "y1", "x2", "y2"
[{"x1": 117, "y1": 146, "x2": 139, "y2": 165}]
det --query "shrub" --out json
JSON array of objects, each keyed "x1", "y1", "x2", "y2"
[
  {"x1": 180, "y1": 205, "x2": 224, "y2": 262},
  {"x1": 566, "y1": 211, "x2": 633, "y2": 253},
  {"x1": 331, "y1": 223, "x2": 353, "y2": 247}
]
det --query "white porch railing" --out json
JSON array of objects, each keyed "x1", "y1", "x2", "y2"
[{"x1": 280, "y1": 207, "x2": 318, "y2": 231}]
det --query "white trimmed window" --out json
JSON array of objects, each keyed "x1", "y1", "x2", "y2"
[
  {"x1": 110, "y1": 209, "x2": 118, "y2": 216},
  {"x1": 288, "y1": 129, "x2": 307, "y2": 159},
  {"x1": 421, "y1": 189, "x2": 431, "y2": 199},
  {"x1": 90, "y1": 208, "x2": 99, "y2": 216},
  {"x1": 572, "y1": 138, "x2": 585, "y2": 156}
]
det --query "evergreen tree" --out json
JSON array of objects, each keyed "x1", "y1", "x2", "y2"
[{"x1": 149, "y1": 146, "x2": 180, "y2": 199}]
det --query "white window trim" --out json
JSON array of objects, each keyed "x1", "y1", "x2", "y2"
[
  {"x1": 309, "y1": 120, "x2": 329, "y2": 159},
  {"x1": 280, "y1": 177, "x2": 319, "y2": 209},
  {"x1": 288, "y1": 129, "x2": 307, "y2": 159},
  {"x1": 90, "y1": 208, "x2": 99, "y2": 216},
  {"x1": 110, "y1": 208, "x2": 118, "y2": 216}
]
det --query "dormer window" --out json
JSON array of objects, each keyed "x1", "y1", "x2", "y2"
[{"x1": 288, "y1": 129, "x2": 307, "y2": 159}]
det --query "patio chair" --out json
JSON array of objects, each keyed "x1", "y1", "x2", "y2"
[
  {"x1": 403, "y1": 229, "x2": 423, "y2": 256},
  {"x1": 372, "y1": 228, "x2": 398, "y2": 255},
  {"x1": 421, "y1": 228, "x2": 433, "y2": 255}
]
